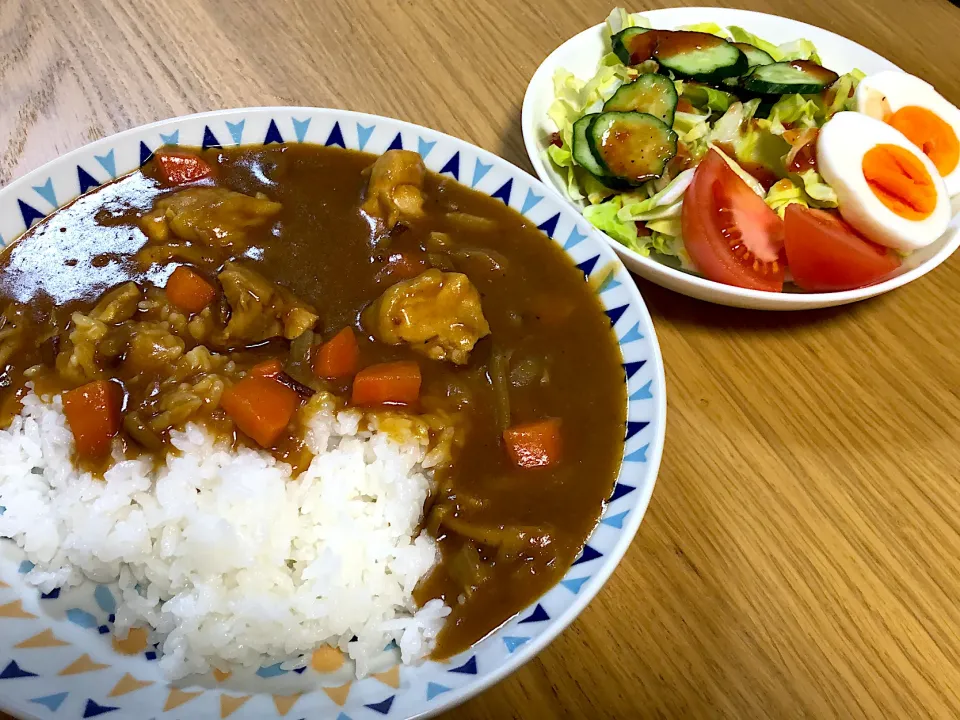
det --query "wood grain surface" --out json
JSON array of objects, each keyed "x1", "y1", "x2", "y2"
[{"x1": 3, "y1": 0, "x2": 960, "y2": 717}]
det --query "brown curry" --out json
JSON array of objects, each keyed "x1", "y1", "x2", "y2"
[{"x1": 0, "y1": 144, "x2": 626, "y2": 657}]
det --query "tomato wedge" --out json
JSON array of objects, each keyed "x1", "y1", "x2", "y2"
[
  {"x1": 682, "y1": 149, "x2": 785, "y2": 292},
  {"x1": 783, "y1": 204, "x2": 902, "y2": 291}
]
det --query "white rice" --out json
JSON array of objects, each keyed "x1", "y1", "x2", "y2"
[{"x1": 0, "y1": 391, "x2": 450, "y2": 679}]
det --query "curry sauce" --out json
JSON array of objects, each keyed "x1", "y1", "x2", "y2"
[{"x1": 0, "y1": 144, "x2": 626, "y2": 657}]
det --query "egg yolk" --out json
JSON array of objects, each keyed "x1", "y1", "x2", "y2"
[
  {"x1": 862, "y1": 144, "x2": 938, "y2": 220},
  {"x1": 888, "y1": 105, "x2": 960, "y2": 176}
]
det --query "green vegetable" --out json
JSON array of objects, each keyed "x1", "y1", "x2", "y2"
[
  {"x1": 583, "y1": 196, "x2": 639, "y2": 246},
  {"x1": 680, "y1": 22, "x2": 731, "y2": 38},
  {"x1": 546, "y1": 57, "x2": 634, "y2": 200},
  {"x1": 708, "y1": 100, "x2": 791, "y2": 181},
  {"x1": 678, "y1": 81, "x2": 736, "y2": 112},
  {"x1": 572, "y1": 114, "x2": 609, "y2": 177},
  {"x1": 727, "y1": 26, "x2": 782, "y2": 60},
  {"x1": 604, "y1": 74, "x2": 679, "y2": 125},
  {"x1": 618, "y1": 169, "x2": 695, "y2": 221},
  {"x1": 763, "y1": 94, "x2": 822, "y2": 134},
  {"x1": 646, "y1": 216, "x2": 683, "y2": 238},
  {"x1": 796, "y1": 168, "x2": 838, "y2": 207},
  {"x1": 588, "y1": 111, "x2": 678, "y2": 182},
  {"x1": 606, "y1": 6, "x2": 650, "y2": 36},
  {"x1": 733, "y1": 43, "x2": 775, "y2": 68},
  {"x1": 775, "y1": 38, "x2": 822, "y2": 65},
  {"x1": 822, "y1": 70, "x2": 864, "y2": 118},
  {"x1": 655, "y1": 32, "x2": 748, "y2": 81},
  {"x1": 764, "y1": 178, "x2": 808, "y2": 217},
  {"x1": 741, "y1": 61, "x2": 839, "y2": 95}
]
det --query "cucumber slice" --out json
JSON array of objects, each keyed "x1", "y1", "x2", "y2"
[
  {"x1": 732, "y1": 42, "x2": 775, "y2": 67},
  {"x1": 653, "y1": 30, "x2": 748, "y2": 81},
  {"x1": 587, "y1": 111, "x2": 678, "y2": 183},
  {"x1": 611, "y1": 27, "x2": 655, "y2": 65},
  {"x1": 603, "y1": 74, "x2": 679, "y2": 126},
  {"x1": 741, "y1": 60, "x2": 840, "y2": 95},
  {"x1": 571, "y1": 114, "x2": 608, "y2": 177}
]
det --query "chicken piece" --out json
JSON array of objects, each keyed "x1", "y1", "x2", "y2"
[
  {"x1": 366, "y1": 269, "x2": 490, "y2": 365},
  {"x1": 90, "y1": 282, "x2": 141, "y2": 324},
  {"x1": 140, "y1": 188, "x2": 281, "y2": 249},
  {"x1": 215, "y1": 261, "x2": 318, "y2": 345},
  {"x1": 361, "y1": 150, "x2": 426, "y2": 229}
]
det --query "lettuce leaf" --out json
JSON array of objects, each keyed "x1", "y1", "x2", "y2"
[
  {"x1": 727, "y1": 26, "x2": 782, "y2": 59},
  {"x1": 797, "y1": 168, "x2": 838, "y2": 206},
  {"x1": 707, "y1": 100, "x2": 790, "y2": 179},
  {"x1": 764, "y1": 178, "x2": 808, "y2": 217},
  {"x1": 545, "y1": 56, "x2": 633, "y2": 201},
  {"x1": 618, "y1": 169, "x2": 695, "y2": 221},
  {"x1": 681, "y1": 22, "x2": 730, "y2": 38},
  {"x1": 776, "y1": 39, "x2": 822, "y2": 65},
  {"x1": 583, "y1": 196, "x2": 639, "y2": 247},
  {"x1": 822, "y1": 70, "x2": 864, "y2": 119},
  {"x1": 651, "y1": 231, "x2": 696, "y2": 270},
  {"x1": 763, "y1": 94, "x2": 821, "y2": 135},
  {"x1": 605, "y1": 6, "x2": 650, "y2": 36},
  {"x1": 584, "y1": 195, "x2": 689, "y2": 262},
  {"x1": 726, "y1": 27, "x2": 823, "y2": 64},
  {"x1": 678, "y1": 81, "x2": 736, "y2": 112},
  {"x1": 583, "y1": 172, "x2": 619, "y2": 206},
  {"x1": 646, "y1": 217, "x2": 683, "y2": 238}
]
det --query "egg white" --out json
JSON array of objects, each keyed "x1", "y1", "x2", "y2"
[
  {"x1": 856, "y1": 71, "x2": 960, "y2": 195},
  {"x1": 817, "y1": 112, "x2": 951, "y2": 251}
]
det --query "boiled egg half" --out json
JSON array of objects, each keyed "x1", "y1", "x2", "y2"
[
  {"x1": 856, "y1": 71, "x2": 960, "y2": 196},
  {"x1": 817, "y1": 112, "x2": 950, "y2": 251}
]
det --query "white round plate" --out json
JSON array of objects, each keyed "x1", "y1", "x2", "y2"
[
  {"x1": 0, "y1": 108, "x2": 665, "y2": 720},
  {"x1": 522, "y1": 7, "x2": 960, "y2": 310}
]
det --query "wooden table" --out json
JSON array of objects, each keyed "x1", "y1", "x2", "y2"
[{"x1": 3, "y1": 0, "x2": 960, "y2": 717}]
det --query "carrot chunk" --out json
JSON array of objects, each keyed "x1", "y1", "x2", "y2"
[
  {"x1": 249, "y1": 359, "x2": 284, "y2": 379},
  {"x1": 154, "y1": 151, "x2": 213, "y2": 184},
  {"x1": 503, "y1": 418, "x2": 562, "y2": 469},
  {"x1": 62, "y1": 379, "x2": 123, "y2": 459},
  {"x1": 165, "y1": 266, "x2": 216, "y2": 313},
  {"x1": 351, "y1": 361, "x2": 421, "y2": 406},
  {"x1": 221, "y1": 376, "x2": 299, "y2": 447},
  {"x1": 313, "y1": 327, "x2": 359, "y2": 379}
]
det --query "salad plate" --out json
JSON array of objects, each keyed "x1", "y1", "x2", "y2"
[{"x1": 522, "y1": 7, "x2": 960, "y2": 310}]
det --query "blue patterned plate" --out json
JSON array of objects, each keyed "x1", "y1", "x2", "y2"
[{"x1": 0, "y1": 108, "x2": 665, "y2": 720}]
